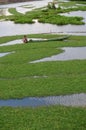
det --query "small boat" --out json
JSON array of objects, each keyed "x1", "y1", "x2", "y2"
[{"x1": 29, "y1": 35, "x2": 70, "y2": 42}]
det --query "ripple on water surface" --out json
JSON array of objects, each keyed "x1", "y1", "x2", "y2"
[{"x1": 0, "y1": 93, "x2": 86, "y2": 107}]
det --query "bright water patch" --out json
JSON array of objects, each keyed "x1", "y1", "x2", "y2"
[
  {"x1": 0, "y1": 8, "x2": 12, "y2": 16},
  {"x1": 30, "y1": 47, "x2": 86, "y2": 63},
  {"x1": 0, "y1": 51, "x2": 14, "y2": 57},
  {"x1": 0, "y1": 39, "x2": 22, "y2": 46},
  {"x1": 60, "y1": 11, "x2": 86, "y2": 23},
  {"x1": 0, "y1": 19, "x2": 86, "y2": 37},
  {"x1": 0, "y1": 38, "x2": 47, "y2": 46},
  {"x1": 0, "y1": 0, "x2": 52, "y2": 9},
  {"x1": 0, "y1": 1, "x2": 86, "y2": 36},
  {"x1": 0, "y1": 93, "x2": 86, "y2": 107}
]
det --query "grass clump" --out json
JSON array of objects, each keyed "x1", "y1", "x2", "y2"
[{"x1": 38, "y1": 13, "x2": 84, "y2": 25}]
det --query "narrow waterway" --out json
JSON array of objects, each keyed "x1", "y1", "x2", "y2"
[{"x1": 0, "y1": 93, "x2": 86, "y2": 107}]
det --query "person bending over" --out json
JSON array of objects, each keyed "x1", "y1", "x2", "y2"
[{"x1": 23, "y1": 35, "x2": 28, "y2": 43}]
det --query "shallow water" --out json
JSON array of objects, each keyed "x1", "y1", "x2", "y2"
[
  {"x1": 0, "y1": 0, "x2": 52, "y2": 15},
  {"x1": 0, "y1": 51, "x2": 14, "y2": 57},
  {"x1": 30, "y1": 47, "x2": 86, "y2": 63},
  {"x1": 0, "y1": 93, "x2": 86, "y2": 107},
  {"x1": 0, "y1": 0, "x2": 86, "y2": 36},
  {"x1": 0, "y1": 39, "x2": 22, "y2": 46},
  {"x1": 0, "y1": 8, "x2": 12, "y2": 16},
  {"x1": 0, "y1": 38, "x2": 46, "y2": 46},
  {"x1": 60, "y1": 11, "x2": 86, "y2": 23},
  {"x1": 0, "y1": 46, "x2": 86, "y2": 61},
  {"x1": 0, "y1": 0, "x2": 52, "y2": 9},
  {"x1": 0, "y1": 17, "x2": 86, "y2": 37}
]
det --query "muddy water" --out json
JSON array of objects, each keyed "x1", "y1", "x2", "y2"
[{"x1": 0, "y1": 93, "x2": 86, "y2": 107}]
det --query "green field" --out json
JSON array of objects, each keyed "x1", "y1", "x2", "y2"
[
  {"x1": 0, "y1": 34, "x2": 86, "y2": 99},
  {"x1": 0, "y1": 34, "x2": 86, "y2": 130},
  {"x1": 0, "y1": 106, "x2": 86, "y2": 130},
  {"x1": 0, "y1": 0, "x2": 86, "y2": 126},
  {"x1": 0, "y1": 0, "x2": 86, "y2": 129}
]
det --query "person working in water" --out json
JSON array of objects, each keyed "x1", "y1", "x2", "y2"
[{"x1": 23, "y1": 35, "x2": 28, "y2": 43}]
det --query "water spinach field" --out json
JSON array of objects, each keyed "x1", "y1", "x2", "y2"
[
  {"x1": 0, "y1": 0, "x2": 86, "y2": 129},
  {"x1": 0, "y1": 34, "x2": 86, "y2": 129}
]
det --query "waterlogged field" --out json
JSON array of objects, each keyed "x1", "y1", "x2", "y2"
[
  {"x1": 0, "y1": 0, "x2": 86, "y2": 25},
  {"x1": 6, "y1": 5, "x2": 86, "y2": 25},
  {"x1": 0, "y1": 34, "x2": 86, "y2": 129},
  {"x1": 0, "y1": 34, "x2": 86, "y2": 98}
]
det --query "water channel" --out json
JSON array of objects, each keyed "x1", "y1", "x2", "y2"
[{"x1": 0, "y1": 93, "x2": 86, "y2": 107}]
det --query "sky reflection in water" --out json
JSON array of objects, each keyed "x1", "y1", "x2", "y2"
[
  {"x1": 0, "y1": 41, "x2": 86, "y2": 61},
  {"x1": 0, "y1": 0, "x2": 86, "y2": 36},
  {"x1": 0, "y1": 93, "x2": 86, "y2": 107},
  {"x1": 30, "y1": 47, "x2": 86, "y2": 63}
]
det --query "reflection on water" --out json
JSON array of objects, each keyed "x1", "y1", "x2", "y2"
[
  {"x1": 0, "y1": 18, "x2": 86, "y2": 37},
  {"x1": 0, "y1": 0, "x2": 52, "y2": 9},
  {"x1": 0, "y1": 1, "x2": 86, "y2": 36},
  {"x1": 0, "y1": 0, "x2": 86, "y2": 36},
  {"x1": 60, "y1": 11, "x2": 86, "y2": 23},
  {"x1": 30, "y1": 47, "x2": 86, "y2": 63},
  {"x1": 0, "y1": 93, "x2": 86, "y2": 107},
  {"x1": 0, "y1": 0, "x2": 52, "y2": 15},
  {"x1": 0, "y1": 46, "x2": 86, "y2": 61},
  {"x1": 16, "y1": 0, "x2": 52, "y2": 14}
]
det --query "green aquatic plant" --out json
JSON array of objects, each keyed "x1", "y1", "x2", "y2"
[
  {"x1": 0, "y1": 34, "x2": 86, "y2": 99},
  {"x1": 1, "y1": 0, "x2": 86, "y2": 25}
]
